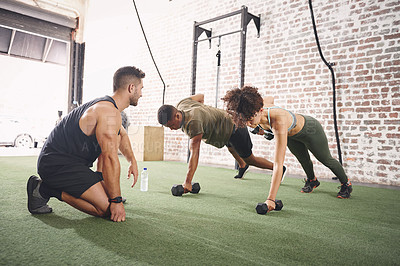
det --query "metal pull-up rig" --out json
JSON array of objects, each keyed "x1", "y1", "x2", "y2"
[{"x1": 190, "y1": 5, "x2": 261, "y2": 96}]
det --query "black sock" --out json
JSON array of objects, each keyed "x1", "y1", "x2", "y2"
[{"x1": 39, "y1": 182, "x2": 62, "y2": 201}]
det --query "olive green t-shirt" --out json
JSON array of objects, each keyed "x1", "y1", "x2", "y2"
[{"x1": 176, "y1": 97, "x2": 234, "y2": 148}]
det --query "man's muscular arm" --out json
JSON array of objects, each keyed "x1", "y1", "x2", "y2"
[
  {"x1": 119, "y1": 126, "x2": 139, "y2": 187},
  {"x1": 95, "y1": 106, "x2": 125, "y2": 222},
  {"x1": 183, "y1": 134, "x2": 202, "y2": 192}
]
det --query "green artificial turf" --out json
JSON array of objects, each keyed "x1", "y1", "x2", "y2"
[{"x1": 0, "y1": 156, "x2": 399, "y2": 265}]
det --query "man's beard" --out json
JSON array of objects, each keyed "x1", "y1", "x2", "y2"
[{"x1": 130, "y1": 96, "x2": 139, "y2": 106}]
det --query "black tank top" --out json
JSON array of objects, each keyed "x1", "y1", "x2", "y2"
[{"x1": 38, "y1": 96, "x2": 119, "y2": 170}]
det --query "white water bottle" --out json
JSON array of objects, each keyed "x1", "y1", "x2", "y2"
[{"x1": 140, "y1": 168, "x2": 148, "y2": 192}]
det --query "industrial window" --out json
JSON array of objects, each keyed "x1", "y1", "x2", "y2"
[{"x1": 0, "y1": 25, "x2": 68, "y2": 65}]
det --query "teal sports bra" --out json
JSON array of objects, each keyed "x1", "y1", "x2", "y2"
[{"x1": 260, "y1": 106, "x2": 297, "y2": 132}]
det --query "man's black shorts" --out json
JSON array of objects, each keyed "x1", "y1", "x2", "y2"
[
  {"x1": 226, "y1": 127, "x2": 253, "y2": 158},
  {"x1": 38, "y1": 164, "x2": 103, "y2": 198}
]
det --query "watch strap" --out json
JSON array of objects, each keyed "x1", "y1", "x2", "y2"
[{"x1": 109, "y1": 196, "x2": 123, "y2": 203}]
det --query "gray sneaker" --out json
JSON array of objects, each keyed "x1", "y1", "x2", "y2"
[
  {"x1": 27, "y1": 175, "x2": 52, "y2": 214},
  {"x1": 301, "y1": 178, "x2": 320, "y2": 193},
  {"x1": 337, "y1": 182, "x2": 353, "y2": 199}
]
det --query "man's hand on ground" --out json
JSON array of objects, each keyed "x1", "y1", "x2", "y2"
[
  {"x1": 265, "y1": 199, "x2": 276, "y2": 212},
  {"x1": 182, "y1": 182, "x2": 192, "y2": 193},
  {"x1": 110, "y1": 203, "x2": 126, "y2": 222}
]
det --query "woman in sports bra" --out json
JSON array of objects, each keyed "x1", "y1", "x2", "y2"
[{"x1": 222, "y1": 86, "x2": 352, "y2": 213}]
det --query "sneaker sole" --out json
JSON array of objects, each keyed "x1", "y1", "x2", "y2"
[
  {"x1": 281, "y1": 166, "x2": 287, "y2": 183},
  {"x1": 337, "y1": 185, "x2": 353, "y2": 199},
  {"x1": 234, "y1": 171, "x2": 247, "y2": 179},
  {"x1": 27, "y1": 175, "x2": 37, "y2": 213},
  {"x1": 300, "y1": 183, "x2": 320, "y2": 193},
  {"x1": 234, "y1": 166, "x2": 249, "y2": 179},
  {"x1": 27, "y1": 175, "x2": 52, "y2": 214}
]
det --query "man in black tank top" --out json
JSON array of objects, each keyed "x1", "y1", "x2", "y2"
[{"x1": 27, "y1": 66, "x2": 145, "y2": 222}]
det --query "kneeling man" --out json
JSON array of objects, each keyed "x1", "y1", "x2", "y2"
[{"x1": 27, "y1": 66, "x2": 145, "y2": 222}]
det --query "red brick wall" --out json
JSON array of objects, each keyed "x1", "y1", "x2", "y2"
[{"x1": 127, "y1": 0, "x2": 400, "y2": 185}]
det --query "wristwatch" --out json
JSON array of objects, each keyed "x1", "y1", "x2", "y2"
[{"x1": 108, "y1": 196, "x2": 123, "y2": 203}]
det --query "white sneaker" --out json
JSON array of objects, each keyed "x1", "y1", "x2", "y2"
[{"x1": 281, "y1": 165, "x2": 287, "y2": 183}]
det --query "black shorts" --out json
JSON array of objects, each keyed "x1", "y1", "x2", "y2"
[
  {"x1": 226, "y1": 127, "x2": 253, "y2": 158},
  {"x1": 39, "y1": 164, "x2": 103, "y2": 198}
]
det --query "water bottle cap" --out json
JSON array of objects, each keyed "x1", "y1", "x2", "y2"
[{"x1": 144, "y1": 168, "x2": 147, "y2": 170}]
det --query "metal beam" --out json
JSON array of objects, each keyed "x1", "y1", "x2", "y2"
[
  {"x1": 191, "y1": 22, "x2": 199, "y2": 95},
  {"x1": 195, "y1": 9, "x2": 242, "y2": 26},
  {"x1": 0, "y1": 0, "x2": 76, "y2": 29},
  {"x1": 191, "y1": 24, "x2": 212, "y2": 95},
  {"x1": 239, "y1": 6, "x2": 248, "y2": 88},
  {"x1": 68, "y1": 41, "x2": 85, "y2": 112},
  {"x1": 7, "y1": 29, "x2": 15, "y2": 54},
  {"x1": 196, "y1": 29, "x2": 241, "y2": 43},
  {"x1": 191, "y1": 6, "x2": 260, "y2": 96},
  {"x1": 0, "y1": 8, "x2": 72, "y2": 41},
  {"x1": 42, "y1": 38, "x2": 53, "y2": 62}
]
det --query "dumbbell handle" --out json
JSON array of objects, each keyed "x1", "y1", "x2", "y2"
[
  {"x1": 171, "y1": 182, "x2": 200, "y2": 196},
  {"x1": 256, "y1": 200, "x2": 283, "y2": 215},
  {"x1": 267, "y1": 199, "x2": 283, "y2": 210}
]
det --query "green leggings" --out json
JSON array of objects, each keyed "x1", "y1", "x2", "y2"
[{"x1": 287, "y1": 115, "x2": 348, "y2": 183}]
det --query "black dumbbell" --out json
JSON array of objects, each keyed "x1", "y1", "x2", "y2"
[
  {"x1": 191, "y1": 182, "x2": 200, "y2": 194},
  {"x1": 250, "y1": 125, "x2": 274, "y2": 141},
  {"x1": 255, "y1": 200, "x2": 283, "y2": 215},
  {"x1": 171, "y1": 182, "x2": 201, "y2": 196},
  {"x1": 171, "y1": 185, "x2": 184, "y2": 196}
]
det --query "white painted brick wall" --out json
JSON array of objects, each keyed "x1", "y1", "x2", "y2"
[{"x1": 125, "y1": 0, "x2": 400, "y2": 185}]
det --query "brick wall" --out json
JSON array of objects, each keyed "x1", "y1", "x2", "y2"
[{"x1": 126, "y1": 0, "x2": 400, "y2": 186}]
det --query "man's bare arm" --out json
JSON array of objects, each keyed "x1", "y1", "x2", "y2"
[
  {"x1": 183, "y1": 134, "x2": 202, "y2": 191},
  {"x1": 96, "y1": 108, "x2": 122, "y2": 199},
  {"x1": 119, "y1": 126, "x2": 139, "y2": 187},
  {"x1": 95, "y1": 106, "x2": 125, "y2": 222},
  {"x1": 119, "y1": 127, "x2": 135, "y2": 162},
  {"x1": 190, "y1": 94, "x2": 204, "y2": 104}
]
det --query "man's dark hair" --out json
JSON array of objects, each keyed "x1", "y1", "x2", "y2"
[
  {"x1": 222, "y1": 86, "x2": 263, "y2": 128},
  {"x1": 113, "y1": 66, "x2": 145, "y2": 92},
  {"x1": 158, "y1": 105, "x2": 177, "y2": 126}
]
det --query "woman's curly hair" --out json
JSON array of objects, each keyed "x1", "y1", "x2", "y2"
[{"x1": 222, "y1": 86, "x2": 263, "y2": 128}]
